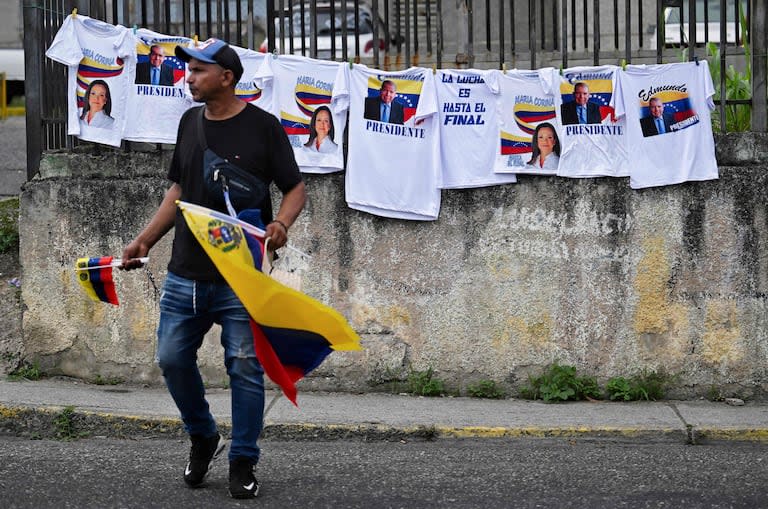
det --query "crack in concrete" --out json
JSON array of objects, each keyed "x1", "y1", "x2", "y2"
[{"x1": 667, "y1": 402, "x2": 696, "y2": 444}]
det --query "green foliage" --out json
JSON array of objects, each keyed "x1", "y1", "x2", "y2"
[
  {"x1": 633, "y1": 369, "x2": 673, "y2": 401},
  {"x1": 53, "y1": 406, "x2": 89, "y2": 441},
  {"x1": 0, "y1": 198, "x2": 19, "y2": 254},
  {"x1": 606, "y1": 369, "x2": 674, "y2": 401},
  {"x1": 606, "y1": 377, "x2": 634, "y2": 401},
  {"x1": 704, "y1": 3, "x2": 751, "y2": 132},
  {"x1": 7, "y1": 361, "x2": 44, "y2": 381},
  {"x1": 579, "y1": 375, "x2": 602, "y2": 400},
  {"x1": 467, "y1": 380, "x2": 506, "y2": 399},
  {"x1": 407, "y1": 367, "x2": 445, "y2": 397},
  {"x1": 520, "y1": 363, "x2": 601, "y2": 403},
  {"x1": 707, "y1": 385, "x2": 725, "y2": 402}
]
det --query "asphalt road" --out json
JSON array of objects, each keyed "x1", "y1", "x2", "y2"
[
  {"x1": 0, "y1": 115, "x2": 26, "y2": 197},
  {"x1": 1, "y1": 435, "x2": 766, "y2": 508}
]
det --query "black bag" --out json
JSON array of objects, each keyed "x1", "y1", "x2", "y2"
[{"x1": 197, "y1": 107, "x2": 269, "y2": 212}]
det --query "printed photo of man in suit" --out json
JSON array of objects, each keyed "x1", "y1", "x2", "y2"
[
  {"x1": 135, "y1": 45, "x2": 175, "y2": 86},
  {"x1": 364, "y1": 80, "x2": 405, "y2": 125},
  {"x1": 560, "y1": 82, "x2": 602, "y2": 125},
  {"x1": 640, "y1": 97, "x2": 675, "y2": 137}
]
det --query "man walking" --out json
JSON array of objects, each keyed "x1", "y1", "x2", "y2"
[{"x1": 121, "y1": 38, "x2": 306, "y2": 499}]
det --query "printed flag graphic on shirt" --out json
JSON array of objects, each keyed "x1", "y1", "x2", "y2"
[
  {"x1": 513, "y1": 102, "x2": 557, "y2": 135},
  {"x1": 279, "y1": 81, "x2": 332, "y2": 135},
  {"x1": 75, "y1": 256, "x2": 119, "y2": 306},
  {"x1": 367, "y1": 76, "x2": 423, "y2": 123},
  {"x1": 178, "y1": 201, "x2": 361, "y2": 406},
  {"x1": 500, "y1": 131, "x2": 532, "y2": 155},
  {"x1": 278, "y1": 81, "x2": 332, "y2": 136},
  {"x1": 639, "y1": 90, "x2": 699, "y2": 130},
  {"x1": 499, "y1": 100, "x2": 555, "y2": 157},
  {"x1": 294, "y1": 82, "x2": 333, "y2": 116},
  {"x1": 76, "y1": 56, "x2": 125, "y2": 108},
  {"x1": 280, "y1": 112, "x2": 311, "y2": 135},
  {"x1": 136, "y1": 40, "x2": 186, "y2": 85},
  {"x1": 560, "y1": 76, "x2": 615, "y2": 122},
  {"x1": 235, "y1": 80, "x2": 263, "y2": 102}
]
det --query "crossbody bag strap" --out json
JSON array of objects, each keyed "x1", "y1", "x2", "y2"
[{"x1": 196, "y1": 106, "x2": 208, "y2": 151}]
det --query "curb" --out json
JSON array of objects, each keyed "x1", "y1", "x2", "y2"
[
  {"x1": 0, "y1": 404, "x2": 189, "y2": 439},
  {"x1": 4, "y1": 403, "x2": 768, "y2": 443},
  {"x1": 692, "y1": 427, "x2": 768, "y2": 443}
]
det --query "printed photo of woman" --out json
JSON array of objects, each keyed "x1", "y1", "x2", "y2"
[
  {"x1": 80, "y1": 79, "x2": 115, "y2": 129},
  {"x1": 304, "y1": 105, "x2": 338, "y2": 154},
  {"x1": 526, "y1": 122, "x2": 560, "y2": 170}
]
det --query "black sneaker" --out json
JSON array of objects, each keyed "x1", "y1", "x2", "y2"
[
  {"x1": 183, "y1": 433, "x2": 226, "y2": 488},
  {"x1": 228, "y1": 457, "x2": 260, "y2": 499}
]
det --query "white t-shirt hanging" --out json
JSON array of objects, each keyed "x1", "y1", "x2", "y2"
[
  {"x1": 178, "y1": 44, "x2": 270, "y2": 112},
  {"x1": 555, "y1": 65, "x2": 629, "y2": 178},
  {"x1": 45, "y1": 14, "x2": 135, "y2": 147},
  {"x1": 231, "y1": 45, "x2": 271, "y2": 111},
  {"x1": 436, "y1": 69, "x2": 516, "y2": 188},
  {"x1": 123, "y1": 29, "x2": 193, "y2": 143},
  {"x1": 333, "y1": 64, "x2": 441, "y2": 221},
  {"x1": 492, "y1": 69, "x2": 560, "y2": 176},
  {"x1": 255, "y1": 54, "x2": 345, "y2": 174},
  {"x1": 614, "y1": 62, "x2": 718, "y2": 189}
]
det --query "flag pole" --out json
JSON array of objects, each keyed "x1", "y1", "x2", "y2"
[
  {"x1": 74, "y1": 257, "x2": 150, "y2": 271},
  {"x1": 263, "y1": 391, "x2": 283, "y2": 418}
]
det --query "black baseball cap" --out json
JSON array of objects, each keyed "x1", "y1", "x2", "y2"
[{"x1": 175, "y1": 38, "x2": 244, "y2": 83}]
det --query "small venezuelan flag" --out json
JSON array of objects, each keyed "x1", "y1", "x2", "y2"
[{"x1": 76, "y1": 256, "x2": 120, "y2": 306}]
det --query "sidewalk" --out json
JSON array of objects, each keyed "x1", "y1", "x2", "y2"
[{"x1": 1, "y1": 378, "x2": 767, "y2": 443}]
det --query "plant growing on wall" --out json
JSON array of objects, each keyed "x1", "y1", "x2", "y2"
[
  {"x1": 704, "y1": 2, "x2": 751, "y2": 132},
  {"x1": 606, "y1": 369, "x2": 675, "y2": 401},
  {"x1": 520, "y1": 363, "x2": 600, "y2": 403},
  {"x1": 407, "y1": 367, "x2": 445, "y2": 397},
  {"x1": 467, "y1": 380, "x2": 506, "y2": 399}
]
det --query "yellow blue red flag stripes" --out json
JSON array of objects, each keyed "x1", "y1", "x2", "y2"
[
  {"x1": 250, "y1": 323, "x2": 333, "y2": 405},
  {"x1": 75, "y1": 256, "x2": 119, "y2": 306},
  {"x1": 177, "y1": 201, "x2": 361, "y2": 405}
]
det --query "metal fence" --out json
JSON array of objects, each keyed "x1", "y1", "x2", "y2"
[{"x1": 22, "y1": 0, "x2": 768, "y2": 177}]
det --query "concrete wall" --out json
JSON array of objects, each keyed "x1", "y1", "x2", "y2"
[{"x1": 19, "y1": 134, "x2": 768, "y2": 398}]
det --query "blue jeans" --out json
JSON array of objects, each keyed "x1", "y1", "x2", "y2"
[{"x1": 156, "y1": 271, "x2": 264, "y2": 464}]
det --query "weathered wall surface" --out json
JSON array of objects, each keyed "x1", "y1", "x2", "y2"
[{"x1": 19, "y1": 134, "x2": 768, "y2": 398}]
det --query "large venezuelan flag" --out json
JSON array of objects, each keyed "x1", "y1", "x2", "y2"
[
  {"x1": 178, "y1": 201, "x2": 361, "y2": 406},
  {"x1": 76, "y1": 256, "x2": 120, "y2": 306}
]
